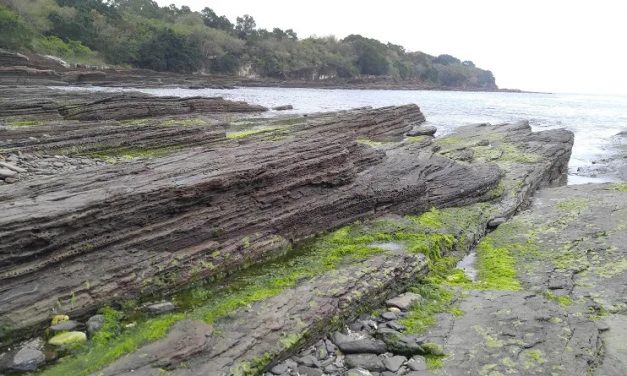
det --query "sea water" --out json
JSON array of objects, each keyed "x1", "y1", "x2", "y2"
[{"x1": 58, "y1": 86, "x2": 626, "y2": 184}]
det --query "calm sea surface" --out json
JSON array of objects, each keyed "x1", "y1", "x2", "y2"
[{"x1": 59, "y1": 86, "x2": 627, "y2": 184}]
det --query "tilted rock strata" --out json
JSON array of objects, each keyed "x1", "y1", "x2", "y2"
[
  {"x1": 0, "y1": 103, "x2": 462, "y2": 344},
  {"x1": 0, "y1": 90, "x2": 267, "y2": 123},
  {"x1": 98, "y1": 252, "x2": 426, "y2": 376},
  {"x1": 0, "y1": 95, "x2": 575, "y2": 376},
  {"x1": 93, "y1": 122, "x2": 577, "y2": 375}
]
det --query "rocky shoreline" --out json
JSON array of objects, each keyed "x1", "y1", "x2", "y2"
[
  {"x1": 0, "y1": 49, "x2": 519, "y2": 93},
  {"x1": 0, "y1": 80, "x2": 625, "y2": 376}
]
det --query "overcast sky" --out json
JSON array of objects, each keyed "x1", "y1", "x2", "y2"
[{"x1": 155, "y1": 0, "x2": 627, "y2": 94}]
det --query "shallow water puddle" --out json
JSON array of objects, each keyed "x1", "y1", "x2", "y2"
[{"x1": 457, "y1": 250, "x2": 478, "y2": 281}]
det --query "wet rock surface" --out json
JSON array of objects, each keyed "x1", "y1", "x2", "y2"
[{"x1": 0, "y1": 83, "x2": 586, "y2": 375}]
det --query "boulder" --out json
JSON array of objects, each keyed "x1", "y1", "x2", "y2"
[{"x1": 11, "y1": 347, "x2": 46, "y2": 372}]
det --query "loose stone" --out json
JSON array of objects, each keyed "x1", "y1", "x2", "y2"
[
  {"x1": 386, "y1": 292, "x2": 422, "y2": 310},
  {"x1": 11, "y1": 347, "x2": 46, "y2": 372},
  {"x1": 86, "y1": 314, "x2": 105, "y2": 336},
  {"x1": 382, "y1": 355, "x2": 407, "y2": 371},
  {"x1": 344, "y1": 354, "x2": 385, "y2": 371}
]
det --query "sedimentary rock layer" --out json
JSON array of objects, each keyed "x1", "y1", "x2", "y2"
[
  {"x1": 0, "y1": 89, "x2": 266, "y2": 122},
  {"x1": 0, "y1": 87, "x2": 575, "y2": 376},
  {"x1": 91, "y1": 120, "x2": 576, "y2": 376},
  {"x1": 0, "y1": 102, "x2": 459, "y2": 344}
]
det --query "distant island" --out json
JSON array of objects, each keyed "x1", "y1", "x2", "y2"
[{"x1": 0, "y1": 0, "x2": 498, "y2": 91}]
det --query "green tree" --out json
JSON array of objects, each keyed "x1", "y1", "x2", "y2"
[
  {"x1": 0, "y1": 5, "x2": 32, "y2": 49},
  {"x1": 344, "y1": 34, "x2": 389, "y2": 75},
  {"x1": 235, "y1": 14, "x2": 256, "y2": 39},
  {"x1": 135, "y1": 28, "x2": 201, "y2": 72},
  {"x1": 200, "y1": 7, "x2": 232, "y2": 32}
]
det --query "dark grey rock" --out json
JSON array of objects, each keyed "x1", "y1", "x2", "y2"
[
  {"x1": 86, "y1": 314, "x2": 105, "y2": 336},
  {"x1": 297, "y1": 365, "x2": 322, "y2": 376},
  {"x1": 325, "y1": 339, "x2": 337, "y2": 354},
  {"x1": 324, "y1": 363, "x2": 339, "y2": 373},
  {"x1": 344, "y1": 354, "x2": 385, "y2": 371},
  {"x1": 386, "y1": 321, "x2": 405, "y2": 332},
  {"x1": 382, "y1": 355, "x2": 407, "y2": 371},
  {"x1": 332, "y1": 332, "x2": 387, "y2": 354},
  {"x1": 381, "y1": 312, "x2": 397, "y2": 321},
  {"x1": 297, "y1": 354, "x2": 319, "y2": 367},
  {"x1": 272, "y1": 105, "x2": 293, "y2": 111},
  {"x1": 10, "y1": 347, "x2": 46, "y2": 372},
  {"x1": 487, "y1": 217, "x2": 506, "y2": 228},
  {"x1": 270, "y1": 362, "x2": 290, "y2": 374},
  {"x1": 381, "y1": 333, "x2": 428, "y2": 356}
]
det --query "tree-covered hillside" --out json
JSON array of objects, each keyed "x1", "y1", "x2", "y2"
[{"x1": 0, "y1": 0, "x2": 497, "y2": 89}]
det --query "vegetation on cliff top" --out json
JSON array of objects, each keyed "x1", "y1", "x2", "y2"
[{"x1": 0, "y1": 0, "x2": 496, "y2": 88}]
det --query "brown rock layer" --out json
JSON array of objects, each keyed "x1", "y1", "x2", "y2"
[{"x1": 0, "y1": 103, "x2": 498, "y2": 345}]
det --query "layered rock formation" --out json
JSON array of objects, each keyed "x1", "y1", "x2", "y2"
[
  {"x1": 0, "y1": 88, "x2": 266, "y2": 122},
  {"x1": 86, "y1": 120, "x2": 574, "y2": 376},
  {"x1": 0, "y1": 85, "x2": 587, "y2": 376},
  {"x1": 0, "y1": 99, "x2": 494, "y2": 345}
]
